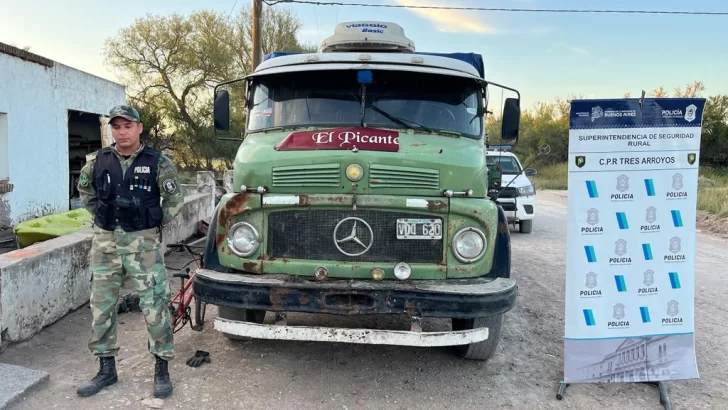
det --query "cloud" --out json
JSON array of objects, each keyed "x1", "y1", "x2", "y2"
[
  {"x1": 554, "y1": 42, "x2": 589, "y2": 55},
  {"x1": 392, "y1": 0, "x2": 497, "y2": 34}
]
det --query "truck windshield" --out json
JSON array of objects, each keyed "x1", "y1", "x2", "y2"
[
  {"x1": 486, "y1": 155, "x2": 522, "y2": 174},
  {"x1": 247, "y1": 68, "x2": 483, "y2": 139}
]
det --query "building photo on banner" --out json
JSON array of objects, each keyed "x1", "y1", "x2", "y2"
[{"x1": 562, "y1": 97, "x2": 706, "y2": 390}]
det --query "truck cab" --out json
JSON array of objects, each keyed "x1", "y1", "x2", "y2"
[{"x1": 193, "y1": 21, "x2": 521, "y2": 361}]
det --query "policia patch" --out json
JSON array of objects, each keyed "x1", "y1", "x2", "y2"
[
  {"x1": 80, "y1": 173, "x2": 90, "y2": 187},
  {"x1": 163, "y1": 179, "x2": 177, "y2": 193}
]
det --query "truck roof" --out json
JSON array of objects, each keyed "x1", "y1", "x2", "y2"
[{"x1": 260, "y1": 51, "x2": 485, "y2": 79}]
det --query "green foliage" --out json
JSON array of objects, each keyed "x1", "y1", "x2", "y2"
[{"x1": 103, "y1": 4, "x2": 315, "y2": 171}]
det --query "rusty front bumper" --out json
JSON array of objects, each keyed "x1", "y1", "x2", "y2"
[{"x1": 192, "y1": 268, "x2": 517, "y2": 319}]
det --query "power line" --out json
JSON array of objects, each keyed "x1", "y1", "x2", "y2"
[
  {"x1": 228, "y1": 0, "x2": 239, "y2": 18},
  {"x1": 263, "y1": 0, "x2": 728, "y2": 16}
]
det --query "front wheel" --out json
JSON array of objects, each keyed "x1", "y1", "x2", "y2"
[{"x1": 451, "y1": 314, "x2": 504, "y2": 361}]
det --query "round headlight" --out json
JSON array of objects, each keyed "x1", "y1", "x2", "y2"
[
  {"x1": 345, "y1": 164, "x2": 364, "y2": 182},
  {"x1": 227, "y1": 222, "x2": 260, "y2": 257},
  {"x1": 452, "y1": 227, "x2": 486, "y2": 263},
  {"x1": 393, "y1": 262, "x2": 412, "y2": 280}
]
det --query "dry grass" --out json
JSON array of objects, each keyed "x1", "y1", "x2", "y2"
[{"x1": 531, "y1": 163, "x2": 568, "y2": 190}]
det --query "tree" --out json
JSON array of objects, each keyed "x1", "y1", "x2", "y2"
[{"x1": 103, "y1": 5, "x2": 316, "y2": 170}]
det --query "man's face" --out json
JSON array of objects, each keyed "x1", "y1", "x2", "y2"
[{"x1": 111, "y1": 118, "x2": 143, "y2": 150}]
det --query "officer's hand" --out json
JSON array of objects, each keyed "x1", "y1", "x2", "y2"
[{"x1": 186, "y1": 350, "x2": 211, "y2": 367}]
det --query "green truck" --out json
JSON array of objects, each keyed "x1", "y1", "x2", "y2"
[{"x1": 193, "y1": 21, "x2": 521, "y2": 361}]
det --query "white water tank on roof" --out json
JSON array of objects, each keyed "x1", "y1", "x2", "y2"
[{"x1": 320, "y1": 21, "x2": 415, "y2": 53}]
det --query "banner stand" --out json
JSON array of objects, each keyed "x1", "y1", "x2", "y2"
[
  {"x1": 558, "y1": 97, "x2": 706, "y2": 410},
  {"x1": 556, "y1": 380, "x2": 672, "y2": 410}
]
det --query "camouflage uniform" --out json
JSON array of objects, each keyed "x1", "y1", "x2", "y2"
[{"x1": 78, "y1": 143, "x2": 184, "y2": 360}]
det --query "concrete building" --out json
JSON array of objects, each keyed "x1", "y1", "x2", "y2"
[
  {"x1": 574, "y1": 335, "x2": 684, "y2": 382},
  {"x1": 0, "y1": 42, "x2": 125, "y2": 231}
]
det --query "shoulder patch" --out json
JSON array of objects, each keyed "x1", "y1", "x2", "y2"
[
  {"x1": 79, "y1": 173, "x2": 90, "y2": 187},
  {"x1": 163, "y1": 178, "x2": 177, "y2": 193}
]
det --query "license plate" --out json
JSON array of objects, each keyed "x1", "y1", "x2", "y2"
[{"x1": 396, "y1": 218, "x2": 442, "y2": 240}]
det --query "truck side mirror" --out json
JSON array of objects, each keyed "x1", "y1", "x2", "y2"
[
  {"x1": 214, "y1": 89, "x2": 230, "y2": 131},
  {"x1": 501, "y1": 97, "x2": 520, "y2": 142}
]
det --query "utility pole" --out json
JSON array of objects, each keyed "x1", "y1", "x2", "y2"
[{"x1": 252, "y1": 0, "x2": 263, "y2": 72}]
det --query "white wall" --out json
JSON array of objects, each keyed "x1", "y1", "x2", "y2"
[{"x1": 0, "y1": 52, "x2": 126, "y2": 227}]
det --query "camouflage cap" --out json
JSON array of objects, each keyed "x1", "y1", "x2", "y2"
[{"x1": 109, "y1": 105, "x2": 140, "y2": 122}]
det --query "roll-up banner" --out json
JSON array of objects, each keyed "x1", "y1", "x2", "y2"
[{"x1": 564, "y1": 98, "x2": 706, "y2": 383}]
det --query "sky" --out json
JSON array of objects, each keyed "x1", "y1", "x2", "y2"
[{"x1": 1, "y1": 0, "x2": 727, "y2": 110}]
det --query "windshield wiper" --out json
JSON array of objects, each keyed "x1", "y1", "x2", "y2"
[{"x1": 367, "y1": 103, "x2": 433, "y2": 133}]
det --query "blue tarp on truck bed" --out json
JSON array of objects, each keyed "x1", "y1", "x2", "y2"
[{"x1": 262, "y1": 51, "x2": 485, "y2": 78}]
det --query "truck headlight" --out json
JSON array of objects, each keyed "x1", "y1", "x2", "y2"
[
  {"x1": 518, "y1": 184, "x2": 535, "y2": 196},
  {"x1": 227, "y1": 222, "x2": 260, "y2": 257},
  {"x1": 452, "y1": 227, "x2": 486, "y2": 263}
]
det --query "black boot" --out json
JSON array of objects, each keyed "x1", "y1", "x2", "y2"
[
  {"x1": 77, "y1": 356, "x2": 118, "y2": 397},
  {"x1": 153, "y1": 356, "x2": 173, "y2": 398}
]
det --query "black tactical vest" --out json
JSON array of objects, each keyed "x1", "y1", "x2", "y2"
[{"x1": 92, "y1": 146, "x2": 164, "y2": 232}]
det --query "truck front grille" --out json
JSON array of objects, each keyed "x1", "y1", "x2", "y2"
[
  {"x1": 272, "y1": 164, "x2": 341, "y2": 187},
  {"x1": 369, "y1": 164, "x2": 439, "y2": 189},
  {"x1": 266, "y1": 210, "x2": 443, "y2": 263}
]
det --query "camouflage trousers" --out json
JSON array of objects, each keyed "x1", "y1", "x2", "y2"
[{"x1": 87, "y1": 246, "x2": 175, "y2": 360}]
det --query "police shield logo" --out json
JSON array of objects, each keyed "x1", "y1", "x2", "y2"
[
  {"x1": 669, "y1": 236, "x2": 681, "y2": 253},
  {"x1": 643, "y1": 269, "x2": 655, "y2": 286},
  {"x1": 685, "y1": 104, "x2": 697, "y2": 122},
  {"x1": 616, "y1": 175, "x2": 629, "y2": 192},
  {"x1": 688, "y1": 153, "x2": 696, "y2": 165},
  {"x1": 672, "y1": 173, "x2": 683, "y2": 190},
  {"x1": 575, "y1": 156, "x2": 586, "y2": 168},
  {"x1": 586, "y1": 272, "x2": 597, "y2": 289},
  {"x1": 646, "y1": 206, "x2": 657, "y2": 223},
  {"x1": 163, "y1": 179, "x2": 177, "y2": 193},
  {"x1": 615, "y1": 239, "x2": 627, "y2": 256},
  {"x1": 613, "y1": 303, "x2": 625, "y2": 320},
  {"x1": 587, "y1": 208, "x2": 599, "y2": 225},
  {"x1": 667, "y1": 300, "x2": 679, "y2": 316}
]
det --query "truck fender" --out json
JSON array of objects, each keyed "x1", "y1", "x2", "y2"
[
  {"x1": 202, "y1": 202, "x2": 222, "y2": 271},
  {"x1": 490, "y1": 204, "x2": 511, "y2": 279}
]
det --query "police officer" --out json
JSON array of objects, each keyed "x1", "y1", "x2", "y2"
[{"x1": 76, "y1": 105, "x2": 184, "y2": 399}]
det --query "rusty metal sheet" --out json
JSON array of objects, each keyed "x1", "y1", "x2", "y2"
[{"x1": 195, "y1": 268, "x2": 514, "y2": 295}]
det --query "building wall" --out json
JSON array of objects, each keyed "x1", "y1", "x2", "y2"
[
  {"x1": 0, "y1": 174, "x2": 216, "y2": 349},
  {"x1": 0, "y1": 52, "x2": 126, "y2": 227}
]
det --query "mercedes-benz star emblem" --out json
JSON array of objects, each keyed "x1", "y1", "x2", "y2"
[{"x1": 333, "y1": 217, "x2": 374, "y2": 256}]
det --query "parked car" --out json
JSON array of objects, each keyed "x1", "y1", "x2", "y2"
[{"x1": 486, "y1": 149, "x2": 537, "y2": 233}]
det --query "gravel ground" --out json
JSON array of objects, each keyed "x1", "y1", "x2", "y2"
[{"x1": 1, "y1": 190, "x2": 726, "y2": 410}]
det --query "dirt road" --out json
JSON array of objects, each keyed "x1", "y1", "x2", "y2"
[{"x1": 2, "y1": 190, "x2": 727, "y2": 410}]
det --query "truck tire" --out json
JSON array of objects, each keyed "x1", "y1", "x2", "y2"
[
  {"x1": 451, "y1": 314, "x2": 504, "y2": 361},
  {"x1": 519, "y1": 219, "x2": 533, "y2": 233},
  {"x1": 218, "y1": 306, "x2": 266, "y2": 341}
]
